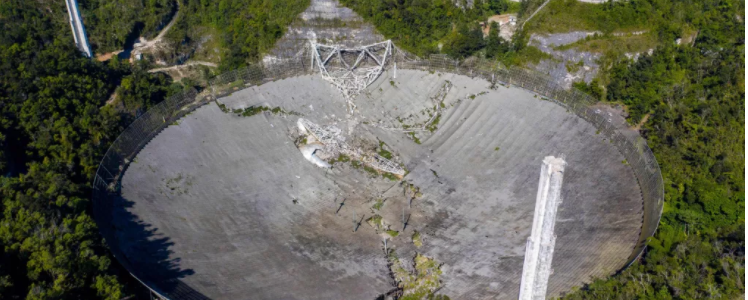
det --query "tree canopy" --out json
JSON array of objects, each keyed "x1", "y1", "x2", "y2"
[
  {"x1": 0, "y1": 0, "x2": 743, "y2": 299},
  {"x1": 164, "y1": 0, "x2": 309, "y2": 70},
  {"x1": 0, "y1": 1, "x2": 179, "y2": 298},
  {"x1": 340, "y1": 0, "x2": 517, "y2": 58},
  {"x1": 562, "y1": 0, "x2": 745, "y2": 298}
]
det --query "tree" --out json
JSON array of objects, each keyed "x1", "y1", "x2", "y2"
[{"x1": 485, "y1": 22, "x2": 509, "y2": 58}]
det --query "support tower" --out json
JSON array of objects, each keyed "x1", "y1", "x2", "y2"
[
  {"x1": 65, "y1": 0, "x2": 92, "y2": 58},
  {"x1": 519, "y1": 156, "x2": 567, "y2": 300}
]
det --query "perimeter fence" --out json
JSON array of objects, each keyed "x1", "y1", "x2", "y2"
[
  {"x1": 394, "y1": 53, "x2": 663, "y2": 269},
  {"x1": 92, "y1": 51, "x2": 663, "y2": 300}
]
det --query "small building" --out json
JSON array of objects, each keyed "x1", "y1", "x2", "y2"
[
  {"x1": 487, "y1": 14, "x2": 517, "y2": 27},
  {"x1": 481, "y1": 14, "x2": 518, "y2": 40}
]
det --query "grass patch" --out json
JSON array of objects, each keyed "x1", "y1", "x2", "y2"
[
  {"x1": 185, "y1": 25, "x2": 223, "y2": 63},
  {"x1": 378, "y1": 141, "x2": 393, "y2": 159},
  {"x1": 228, "y1": 79, "x2": 244, "y2": 90},
  {"x1": 363, "y1": 165, "x2": 379, "y2": 177},
  {"x1": 505, "y1": 1, "x2": 521, "y2": 14},
  {"x1": 239, "y1": 106, "x2": 268, "y2": 116},
  {"x1": 382, "y1": 172, "x2": 399, "y2": 181},
  {"x1": 216, "y1": 101, "x2": 229, "y2": 112},
  {"x1": 524, "y1": 0, "x2": 653, "y2": 34},
  {"x1": 408, "y1": 132, "x2": 422, "y2": 144},
  {"x1": 330, "y1": 154, "x2": 351, "y2": 164},
  {"x1": 216, "y1": 101, "x2": 296, "y2": 117},
  {"x1": 386, "y1": 230, "x2": 400, "y2": 237},
  {"x1": 367, "y1": 215, "x2": 384, "y2": 229},
  {"x1": 410, "y1": 184, "x2": 423, "y2": 198},
  {"x1": 412, "y1": 231, "x2": 423, "y2": 248},
  {"x1": 425, "y1": 114, "x2": 441, "y2": 133},
  {"x1": 388, "y1": 253, "x2": 444, "y2": 300},
  {"x1": 499, "y1": 45, "x2": 554, "y2": 66},
  {"x1": 566, "y1": 60, "x2": 585, "y2": 73},
  {"x1": 556, "y1": 33, "x2": 659, "y2": 55},
  {"x1": 373, "y1": 199, "x2": 385, "y2": 210},
  {"x1": 351, "y1": 160, "x2": 362, "y2": 169}
]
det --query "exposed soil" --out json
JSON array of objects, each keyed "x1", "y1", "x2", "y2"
[{"x1": 96, "y1": 50, "x2": 123, "y2": 62}]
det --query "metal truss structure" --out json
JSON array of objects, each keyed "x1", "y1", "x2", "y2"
[
  {"x1": 310, "y1": 40, "x2": 392, "y2": 112},
  {"x1": 298, "y1": 118, "x2": 405, "y2": 176}
]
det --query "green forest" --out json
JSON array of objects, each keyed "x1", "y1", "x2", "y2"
[
  {"x1": 0, "y1": 0, "x2": 186, "y2": 298},
  {"x1": 340, "y1": 0, "x2": 519, "y2": 59},
  {"x1": 562, "y1": 0, "x2": 745, "y2": 297},
  {"x1": 80, "y1": 0, "x2": 175, "y2": 53},
  {"x1": 164, "y1": 0, "x2": 309, "y2": 70},
  {"x1": 0, "y1": 0, "x2": 744, "y2": 299}
]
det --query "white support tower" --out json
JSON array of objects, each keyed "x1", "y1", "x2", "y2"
[
  {"x1": 64, "y1": 0, "x2": 92, "y2": 58},
  {"x1": 310, "y1": 41, "x2": 392, "y2": 112},
  {"x1": 519, "y1": 156, "x2": 566, "y2": 300},
  {"x1": 297, "y1": 118, "x2": 405, "y2": 176}
]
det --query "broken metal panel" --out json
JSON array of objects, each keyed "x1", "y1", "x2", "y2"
[{"x1": 297, "y1": 118, "x2": 405, "y2": 176}]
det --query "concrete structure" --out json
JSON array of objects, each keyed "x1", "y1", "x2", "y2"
[
  {"x1": 519, "y1": 156, "x2": 566, "y2": 300},
  {"x1": 265, "y1": 0, "x2": 385, "y2": 60},
  {"x1": 112, "y1": 69, "x2": 643, "y2": 300},
  {"x1": 64, "y1": 0, "x2": 92, "y2": 58}
]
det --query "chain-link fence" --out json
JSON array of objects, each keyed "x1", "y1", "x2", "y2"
[
  {"x1": 92, "y1": 51, "x2": 663, "y2": 300},
  {"x1": 92, "y1": 88, "x2": 214, "y2": 300},
  {"x1": 209, "y1": 55, "x2": 311, "y2": 99}
]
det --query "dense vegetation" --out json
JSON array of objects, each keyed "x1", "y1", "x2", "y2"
[
  {"x1": 79, "y1": 0, "x2": 175, "y2": 53},
  {"x1": 164, "y1": 0, "x2": 309, "y2": 70},
  {"x1": 0, "y1": 1, "x2": 181, "y2": 298},
  {"x1": 0, "y1": 0, "x2": 743, "y2": 299},
  {"x1": 568, "y1": 0, "x2": 745, "y2": 298},
  {"x1": 526, "y1": 0, "x2": 655, "y2": 34},
  {"x1": 340, "y1": 0, "x2": 518, "y2": 58},
  {"x1": 4, "y1": 0, "x2": 174, "y2": 54},
  {"x1": 110, "y1": 60, "x2": 181, "y2": 118}
]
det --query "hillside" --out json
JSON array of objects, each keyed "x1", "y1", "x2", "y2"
[{"x1": 0, "y1": 0, "x2": 743, "y2": 299}]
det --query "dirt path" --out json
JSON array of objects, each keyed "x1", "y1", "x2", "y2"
[
  {"x1": 148, "y1": 61, "x2": 218, "y2": 82},
  {"x1": 521, "y1": 0, "x2": 551, "y2": 29},
  {"x1": 148, "y1": 61, "x2": 218, "y2": 73},
  {"x1": 96, "y1": 50, "x2": 123, "y2": 61},
  {"x1": 631, "y1": 113, "x2": 651, "y2": 131},
  {"x1": 95, "y1": 0, "x2": 181, "y2": 62},
  {"x1": 133, "y1": 0, "x2": 180, "y2": 54}
]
